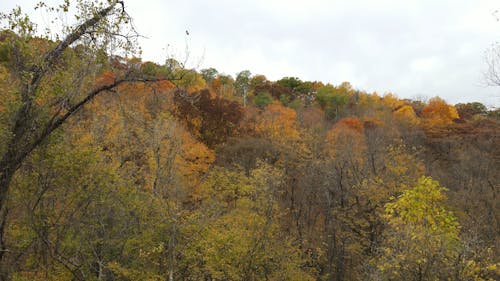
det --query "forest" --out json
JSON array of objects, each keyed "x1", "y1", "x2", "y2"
[{"x1": 0, "y1": 1, "x2": 498, "y2": 280}]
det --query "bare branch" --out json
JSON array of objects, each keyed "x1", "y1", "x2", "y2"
[
  {"x1": 30, "y1": 1, "x2": 122, "y2": 93},
  {"x1": 484, "y1": 43, "x2": 500, "y2": 87}
]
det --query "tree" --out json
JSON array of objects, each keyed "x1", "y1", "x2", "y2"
[
  {"x1": 5, "y1": 119, "x2": 170, "y2": 280},
  {"x1": 235, "y1": 70, "x2": 251, "y2": 106},
  {"x1": 174, "y1": 89, "x2": 243, "y2": 147},
  {"x1": 211, "y1": 73, "x2": 234, "y2": 98},
  {"x1": 421, "y1": 97, "x2": 459, "y2": 125},
  {"x1": 371, "y1": 176, "x2": 462, "y2": 280},
  {"x1": 254, "y1": 103, "x2": 301, "y2": 145},
  {"x1": 254, "y1": 92, "x2": 274, "y2": 108},
  {"x1": 183, "y1": 164, "x2": 314, "y2": 281},
  {"x1": 484, "y1": 42, "x2": 500, "y2": 87},
  {"x1": 200, "y1": 67, "x2": 218, "y2": 84},
  {"x1": 316, "y1": 84, "x2": 349, "y2": 120},
  {"x1": 394, "y1": 105, "x2": 420, "y2": 125},
  {"x1": 325, "y1": 117, "x2": 366, "y2": 161},
  {"x1": 455, "y1": 102, "x2": 487, "y2": 119},
  {"x1": 276, "y1": 76, "x2": 303, "y2": 102},
  {"x1": 249, "y1": 74, "x2": 268, "y2": 90},
  {"x1": 0, "y1": 0, "x2": 179, "y2": 265}
]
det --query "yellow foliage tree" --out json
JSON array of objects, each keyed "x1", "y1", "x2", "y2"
[
  {"x1": 372, "y1": 176, "x2": 461, "y2": 280},
  {"x1": 183, "y1": 163, "x2": 315, "y2": 280},
  {"x1": 394, "y1": 105, "x2": 420, "y2": 125}
]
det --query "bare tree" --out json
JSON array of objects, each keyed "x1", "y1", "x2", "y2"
[{"x1": 484, "y1": 43, "x2": 500, "y2": 87}]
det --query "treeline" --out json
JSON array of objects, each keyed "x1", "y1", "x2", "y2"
[{"x1": 0, "y1": 2, "x2": 499, "y2": 280}]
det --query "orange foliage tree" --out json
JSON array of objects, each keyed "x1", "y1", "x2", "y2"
[
  {"x1": 254, "y1": 102, "x2": 302, "y2": 146},
  {"x1": 326, "y1": 117, "x2": 366, "y2": 161},
  {"x1": 421, "y1": 97, "x2": 459, "y2": 125}
]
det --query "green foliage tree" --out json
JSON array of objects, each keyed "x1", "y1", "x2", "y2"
[
  {"x1": 316, "y1": 84, "x2": 349, "y2": 119},
  {"x1": 200, "y1": 67, "x2": 218, "y2": 83},
  {"x1": 455, "y1": 102, "x2": 487, "y2": 119},
  {"x1": 235, "y1": 70, "x2": 251, "y2": 106},
  {"x1": 254, "y1": 92, "x2": 273, "y2": 108},
  {"x1": 276, "y1": 76, "x2": 303, "y2": 90}
]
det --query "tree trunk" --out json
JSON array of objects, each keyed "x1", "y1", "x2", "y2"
[
  {"x1": 0, "y1": 151, "x2": 22, "y2": 279},
  {"x1": 0, "y1": 158, "x2": 18, "y2": 211}
]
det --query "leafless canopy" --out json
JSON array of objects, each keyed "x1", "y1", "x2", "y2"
[{"x1": 484, "y1": 43, "x2": 500, "y2": 87}]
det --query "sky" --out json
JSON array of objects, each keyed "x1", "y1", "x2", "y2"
[{"x1": 1, "y1": 0, "x2": 500, "y2": 107}]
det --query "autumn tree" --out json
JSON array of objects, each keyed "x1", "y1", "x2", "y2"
[
  {"x1": 370, "y1": 169, "x2": 500, "y2": 280},
  {"x1": 183, "y1": 164, "x2": 314, "y2": 280},
  {"x1": 1, "y1": 2, "x2": 499, "y2": 280},
  {"x1": 174, "y1": 89, "x2": 244, "y2": 147},
  {"x1": 370, "y1": 176, "x2": 462, "y2": 280},
  {"x1": 421, "y1": 97, "x2": 459, "y2": 125},
  {"x1": 0, "y1": 0, "x2": 181, "y2": 202},
  {"x1": 394, "y1": 105, "x2": 420, "y2": 125},
  {"x1": 253, "y1": 102, "x2": 302, "y2": 146},
  {"x1": 455, "y1": 102, "x2": 487, "y2": 119},
  {"x1": 0, "y1": 0, "x2": 185, "y2": 269},
  {"x1": 249, "y1": 74, "x2": 268, "y2": 88},
  {"x1": 3, "y1": 118, "x2": 174, "y2": 280}
]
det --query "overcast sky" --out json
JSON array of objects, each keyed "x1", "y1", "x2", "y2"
[{"x1": 2, "y1": 0, "x2": 500, "y2": 107}]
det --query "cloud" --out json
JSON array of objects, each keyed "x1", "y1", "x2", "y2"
[
  {"x1": 1, "y1": 0, "x2": 499, "y2": 106},
  {"x1": 410, "y1": 57, "x2": 444, "y2": 73}
]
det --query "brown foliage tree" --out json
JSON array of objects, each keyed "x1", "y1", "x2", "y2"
[{"x1": 174, "y1": 89, "x2": 244, "y2": 147}]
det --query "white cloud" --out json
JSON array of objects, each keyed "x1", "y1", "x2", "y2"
[{"x1": 410, "y1": 57, "x2": 444, "y2": 73}]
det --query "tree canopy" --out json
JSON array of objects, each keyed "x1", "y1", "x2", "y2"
[{"x1": 0, "y1": 1, "x2": 498, "y2": 280}]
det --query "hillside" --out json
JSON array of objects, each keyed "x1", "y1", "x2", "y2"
[{"x1": 0, "y1": 1, "x2": 498, "y2": 280}]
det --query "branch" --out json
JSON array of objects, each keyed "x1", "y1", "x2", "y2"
[
  {"x1": 30, "y1": 1, "x2": 123, "y2": 93},
  {"x1": 5, "y1": 1, "x2": 125, "y2": 157},
  {"x1": 17, "y1": 76, "x2": 172, "y2": 165}
]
